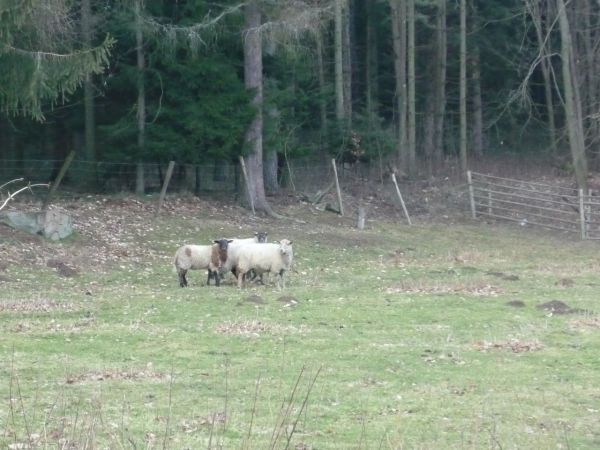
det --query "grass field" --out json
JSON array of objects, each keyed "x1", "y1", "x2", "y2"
[{"x1": 1, "y1": 196, "x2": 600, "y2": 449}]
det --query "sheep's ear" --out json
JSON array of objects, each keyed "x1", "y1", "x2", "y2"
[
  {"x1": 227, "y1": 239, "x2": 234, "y2": 243},
  {"x1": 287, "y1": 240, "x2": 293, "y2": 245},
  {"x1": 213, "y1": 240, "x2": 220, "y2": 244}
]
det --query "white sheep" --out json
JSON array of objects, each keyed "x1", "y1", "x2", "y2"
[
  {"x1": 221, "y1": 231, "x2": 268, "y2": 278},
  {"x1": 235, "y1": 239, "x2": 293, "y2": 289},
  {"x1": 174, "y1": 238, "x2": 232, "y2": 287}
]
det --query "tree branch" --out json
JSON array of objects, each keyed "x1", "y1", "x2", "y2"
[{"x1": 0, "y1": 181, "x2": 50, "y2": 211}]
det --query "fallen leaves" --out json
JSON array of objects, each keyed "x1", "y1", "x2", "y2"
[
  {"x1": 66, "y1": 368, "x2": 169, "y2": 384},
  {"x1": 386, "y1": 282, "x2": 503, "y2": 297},
  {"x1": 0, "y1": 297, "x2": 75, "y2": 313},
  {"x1": 474, "y1": 339, "x2": 544, "y2": 353},
  {"x1": 214, "y1": 320, "x2": 309, "y2": 337}
]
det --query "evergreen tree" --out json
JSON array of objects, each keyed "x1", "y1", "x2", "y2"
[{"x1": 0, "y1": 0, "x2": 113, "y2": 120}]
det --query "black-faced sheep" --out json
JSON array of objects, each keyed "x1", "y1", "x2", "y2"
[
  {"x1": 235, "y1": 239, "x2": 293, "y2": 289},
  {"x1": 174, "y1": 238, "x2": 232, "y2": 287}
]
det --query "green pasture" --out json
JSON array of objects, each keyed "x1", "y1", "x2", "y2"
[{"x1": 1, "y1": 210, "x2": 600, "y2": 449}]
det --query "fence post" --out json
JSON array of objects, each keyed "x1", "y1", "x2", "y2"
[
  {"x1": 42, "y1": 150, "x2": 76, "y2": 211},
  {"x1": 155, "y1": 161, "x2": 175, "y2": 216},
  {"x1": 331, "y1": 158, "x2": 344, "y2": 216},
  {"x1": 579, "y1": 188, "x2": 586, "y2": 240},
  {"x1": 467, "y1": 170, "x2": 476, "y2": 219},
  {"x1": 391, "y1": 172, "x2": 412, "y2": 225}
]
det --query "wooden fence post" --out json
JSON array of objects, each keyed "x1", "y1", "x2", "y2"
[
  {"x1": 155, "y1": 161, "x2": 175, "y2": 216},
  {"x1": 579, "y1": 188, "x2": 586, "y2": 239},
  {"x1": 391, "y1": 173, "x2": 412, "y2": 225},
  {"x1": 467, "y1": 170, "x2": 476, "y2": 219},
  {"x1": 331, "y1": 158, "x2": 344, "y2": 216},
  {"x1": 357, "y1": 206, "x2": 366, "y2": 230},
  {"x1": 42, "y1": 150, "x2": 76, "y2": 211}
]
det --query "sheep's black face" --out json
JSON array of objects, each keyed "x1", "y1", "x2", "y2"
[
  {"x1": 214, "y1": 239, "x2": 233, "y2": 251},
  {"x1": 255, "y1": 231, "x2": 268, "y2": 243}
]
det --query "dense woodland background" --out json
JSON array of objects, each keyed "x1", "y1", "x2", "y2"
[{"x1": 2, "y1": 0, "x2": 600, "y2": 213}]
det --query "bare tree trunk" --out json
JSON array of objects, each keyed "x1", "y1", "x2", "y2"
[
  {"x1": 135, "y1": 0, "x2": 145, "y2": 196},
  {"x1": 264, "y1": 150, "x2": 278, "y2": 194},
  {"x1": 580, "y1": 0, "x2": 599, "y2": 168},
  {"x1": 407, "y1": 0, "x2": 416, "y2": 177},
  {"x1": 334, "y1": 0, "x2": 345, "y2": 121},
  {"x1": 243, "y1": 1, "x2": 275, "y2": 215},
  {"x1": 557, "y1": 0, "x2": 588, "y2": 190},
  {"x1": 470, "y1": 15, "x2": 483, "y2": 158},
  {"x1": 528, "y1": 0, "x2": 557, "y2": 154},
  {"x1": 342, "y1": 0, "x2": 352, "y2": 122},
  {"x1": 81, "y1": 0, "x2": 95, "y2": 168},
  {"x1": 422, "y1": 102, "x2": 435, "y2": 176},
  {"x1": 459, "y1": 0, "x2": 468, "y2": 176},
  {"x1": 0, "y1": 118, "x2": 16, "y2": 179},
  {"x1": 433, "y1": 0, "x2": 447, "y2": 170},
  {"x1": 365, "y1": 0, "x2": 379, "y2": 125},
  {"x1": 316, "y1": 28, "x2": 328, "y2": 141},
  {"x1": 390, "y1": 0, "x2": 408, "y2": 169}
]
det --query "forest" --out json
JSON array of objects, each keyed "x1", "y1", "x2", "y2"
[{"x1": 1, "y1": 0, "x2": 600, "y2": 213}]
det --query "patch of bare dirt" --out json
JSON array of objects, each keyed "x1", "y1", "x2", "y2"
[
  {"x1": 66, "y1": 368, "x2": 168, "y2": 384},
  {"x1": 215, "y1": 320, "x2": 308, "y2": 337},
  {"x1": 0, "y1": 298, "x2": 76, "y2": 313},
  {"x1": 569, "y1": 317, "x2": 600, "y2": 331},
  {"x1": 507, "y1": 300, "x2": 526, "y2": 308},
  {"x1": 486, "y1": 271, "x2": 520, "y2": 281},
  {"x1": 180, "y1": 412, "x2": 226, "y2": 433},
  {"x1": 277, "y1": 295, "x2": 299, "y2": 307},
  {"x1": 556, "y1": 278, "x2": 575, "y2": 287},
  {"x1": 386, "y1": 282, "x2": 503, "y2": 297},
  {"x1": 474, "y1": 339, "x2": 544, "y2": 353},
  {"x1": 536, "y1": 300, "x2": 589, "y2": 315},
  {"x1": 11, "y1": 318, "x2": 95, "y2": 333},
  {"x1": 240, "y1": 294, "x2": 265, "y2": 305},
  {"x1": 46, "y1": 258, "x2": 78, "y2": 277}
]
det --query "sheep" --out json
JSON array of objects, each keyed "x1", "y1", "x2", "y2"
[
  {"x1": 235, "y1": 239, "x2": 293, "y2": 289},
  {"x1": 174, "y1": 238, "x2": 232, "y2": 287},
  {"x1": 220, "y1": 231, "x2": 268, "y2": 279},
  {"x1": 229, "y1": 231, "x2": 268, "y2": 247}
]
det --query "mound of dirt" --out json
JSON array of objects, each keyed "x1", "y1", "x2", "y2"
[
  {"x1": 277, "y1": 295, "x2": 299, "y2": 307},
  {"x1": 46, "y1": 258, "x2": 78, "y2": 277},
  {"x1": 507, "y1": 300, "x2": 525, "y2": 308},
  {"x1": 244, "y1": 294, "x2": 265, "y2": 304},
  {"x1": 536, "y1": 300, "x2": 588, "y2": 315}
]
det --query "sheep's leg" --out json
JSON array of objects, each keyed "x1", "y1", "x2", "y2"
[
  {"x1": 206, "y1": 270, "x2": 213, "y2": 286},
  {"x1": 214, "y1": 271, "x2": 220, "y2": 287},
  {"x1": 278, "y1": 269, "x2": 285, "y2": 290},
  {"x1": 237, "y1": 270, "x2": 245, "y2": 289},
  {"x1": 178, "y1": 269, "x2": 188, "y2": 288}
]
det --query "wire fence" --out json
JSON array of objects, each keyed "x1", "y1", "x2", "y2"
[
  {"x1": 0, "y1": 157, "x2": 396, "y2": 197},
  {"x1": 467, "y1": 171, "x2": 600, "y2": 239}
]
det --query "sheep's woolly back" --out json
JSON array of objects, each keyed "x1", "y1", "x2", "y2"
[
  {"x1": 174, "y1": 244, "x2": 213, "y2": 271},
  {"x1": 236, "y1": 240, "x2": 293, "y2": 275},
  {"x1": 222, "y1": 234, "x2": 268, "y2": 273},
  {"x1": 235, "y1": 239, "x2": 293, "y2": 288}
]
